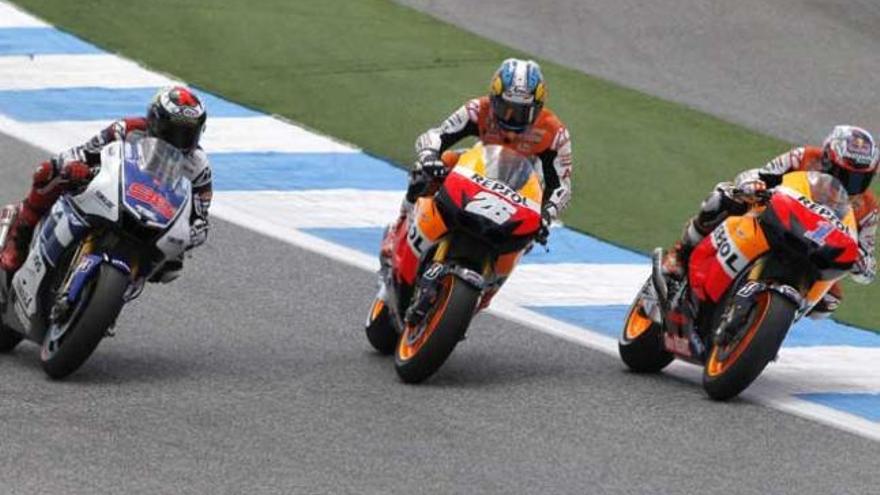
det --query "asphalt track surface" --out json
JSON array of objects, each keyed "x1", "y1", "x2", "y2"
[
  {"x1": 395, "y1": 0, "x2": 880, "y2": 143},
  {"x1": 1, "y1": 133, "x2": 879, "y2": 493}
]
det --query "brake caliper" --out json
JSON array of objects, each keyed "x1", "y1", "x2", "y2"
[
  {"x1": 404, "y1": 262, "x2": 447, "y2": 326},
  {"x1": 714, "y1": 281, "x2": 766, "y2": 348}
]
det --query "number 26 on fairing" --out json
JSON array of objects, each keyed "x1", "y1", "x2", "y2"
[{"x1": 464, "y1": 192, "x2": 516, "y2": 225}]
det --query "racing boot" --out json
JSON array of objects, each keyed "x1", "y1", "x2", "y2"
[
  {"x1": 660, "y1": 240, "x2": 689, "y2": 281},
  {"x1": 380, "y1": 200, "x2": 412, "y2": 263},
  {"x1": 652, "y1": 239, "x2": 695, "y2": 310},
  {"x1": 659, "y1": 215, "x2": 706, "y2": 283}
]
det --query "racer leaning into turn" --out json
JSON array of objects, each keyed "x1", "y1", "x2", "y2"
[
  {"x1": 382, "y1": 58, "x2": 573, "y2": 255},
  {"x1": 658, "y1": 125, "x2": 880, "y2": 318},
  {"x1": 0, "y1": 86, "x2": 213, "y2": 283}
]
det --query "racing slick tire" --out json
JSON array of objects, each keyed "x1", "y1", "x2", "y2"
[
  {"x1": 0, "y1": 322, "x2": 22, "y2": 352},
  {"x1": 365, "y1": 296, "x2": 397, "y2": 355},
  {"x1": 40, "y1": 264, "x2": 127, "y2": 379},
  {"x1": 394, "y1": 274, "x2": 479, "y2": 384},
  {"x1": 619, "y1": 293, "x2": 673, "y2": 373},
  {"x1": 702, "y1": 291, "x2": 795, "y2": 401}
]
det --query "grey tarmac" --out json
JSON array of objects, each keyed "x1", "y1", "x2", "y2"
[
  {"x1": 395, "y1": 0, "x2": 880, "y2": 143},
  {"x1": 0, "y1": 132, "x2": 878, "y2": 493}
]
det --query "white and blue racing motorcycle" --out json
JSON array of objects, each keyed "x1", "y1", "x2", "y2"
[{"x1": 0, "y1": 135, "x2": 193, "y2": 378}]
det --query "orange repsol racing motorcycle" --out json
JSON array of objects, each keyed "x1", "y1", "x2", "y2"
[
  {"x1": 620, "y1": 171, "x2": 859, "y2": 400},
  {"x1": 365, "y1": 143, "x2": 544, "y2": 383}
]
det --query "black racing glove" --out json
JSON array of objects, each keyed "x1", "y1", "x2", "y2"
[
  {"x1": 415, "y1": 150, "x2": 448, "y2": 181},
  {"x1": 536, "y1": 203, "x2": 557, "y2": 246}
]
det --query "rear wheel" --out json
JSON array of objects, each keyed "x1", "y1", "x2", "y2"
[
  {"x1": 618, "y1": 288, "x2": 673, "y2": 373},
  {"x1": 394, "y1": 275, "x2": 479, "y2": 384},
  {"x1": 702, "y1": 291, "x2": 795, "y2": 400},
  {"x1": 365, "y1": 296, "x2": 397, "y2": 355},
  {"x1": 0, "y1": 271, "x2": 22, "y2": 352},
  {"x1": 40, "y1": 265, "x2": 128, "y2": 379},
  {"x1": 0, "y1": 323, "x2": 22, "y2": 352}
]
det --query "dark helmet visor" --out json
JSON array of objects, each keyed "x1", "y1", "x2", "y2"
[
  {"x1": 153, "y1": 118, "x2": 202, "y2": 153},
  {"x1": 832, "y1": 166, "x2": 875, "y2": 195},
  {"x1": 492, "y1": 96, "x2": 535, "y2": 132}
]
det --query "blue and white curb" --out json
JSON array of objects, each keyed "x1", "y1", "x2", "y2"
[{"x1": 1, "y1": 1, "x2": 878, "y2": 440}]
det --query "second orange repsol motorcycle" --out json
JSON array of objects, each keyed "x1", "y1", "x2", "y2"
[
  {"x1": 620, "y1": 171, "x2": 859, "y2": 400},
  {"x1": 365, "y1": 143, "x2": 543, "y2": 383}
]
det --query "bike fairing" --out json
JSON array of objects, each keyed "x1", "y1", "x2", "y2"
[
  {"x1": 642, "y1": 172, "x2": 857, "y2": 358},
  {"x1": 121, "y1": 137, "x2": 190, "y2": 228},
  {"x1": 14, "y1": 136, "x2": 193, "y2": 314},
  {"x1": 620, "y1": 171, "x2": 860, "y2": 399},
  {"x1": 368, "y1": 143, "x2": 544, "y2": 382},
  {"x1": 0, "y1": 135, "x2": 196, "y2": 377},
  {"x1": 690, "y1": 173, "x2": 857, "y2": 310}
]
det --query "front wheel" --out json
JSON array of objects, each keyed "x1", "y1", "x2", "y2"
[
  {"x1": 702, "y1": 291, "x2": 795, "y2": 401},
  {"x1": 619, "y1": 282, "x2": 673, "y2": 373},
  {"x1": 40, "y1": 264, "x2": 128, "y2": 379},
  {"x1": 365, "y1": 296, "x2": 397, "y2": 355},
  {"x1": 394, "y1": 275, "x2": 479, "y2": 384}
]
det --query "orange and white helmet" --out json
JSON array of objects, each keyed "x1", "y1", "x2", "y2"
[{"x1": 822, "y1": 125, "x2": 880, "y2": 195}]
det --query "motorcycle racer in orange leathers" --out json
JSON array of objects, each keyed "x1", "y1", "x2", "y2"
[
  {"x1": 659, "y1": 125, "x2": 879, "y2": 318},
  {"x1": 383, "y1": 58, "x2": 573, "y2": 255}
]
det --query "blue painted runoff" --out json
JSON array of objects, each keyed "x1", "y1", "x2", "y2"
[
  {"x1": 0, "y1": 27, "x2": 101, "y2": 55},
  {"x1": 0, "y1": 87, "x2": 260, "y2": 121},
  {"x1": 526, "y1": 305, "x2": 628, "y2": 339},
  {"x1": 303, "y1": 225, "x2": 647, "y2": 265},
  {"x1": 523, "y1": 226, "x2": 646, "y2": 264},
  {"x1": 525, "y1": 304, "x2": 880, "y2": 348},
  {"x1": 212, "y1": 152, "x2": 407, "y2": 191},
  {"x1": 797, "y1": 393, "x2": 880, "y2": 422},
  {"x1": 303, "y1": 227, "x2": 383, "y2": 256}
]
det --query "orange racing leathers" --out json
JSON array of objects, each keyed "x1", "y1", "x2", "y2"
[
  {"x1": 680, "y1": 146, "x2": 877, "y2": 317},
  {"x1": 735, "y1": 146, "x2": 877, "y2": 285},
  {"x1": 413, "y1": 96, "x2": 573, "y2": 220}
]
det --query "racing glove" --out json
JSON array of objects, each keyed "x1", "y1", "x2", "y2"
[
  {"x1": 851, "y1": 247, "x2": 876, "y2": 284},
  {"x1": 536, "y1": 203, "x2": 558, "y2": 246},
  {"x1": 731, "y1": 179, "x2": 768, "y2": 204},
  {"x1": 189, "y1": 217, "x2": 209, "y2": 249},
  {"x1": 415, "y1": 150, "x2": 448, "y2": 181},
  {"x1": 59, "y1": 160, "x2": 92, "y2": 185}
]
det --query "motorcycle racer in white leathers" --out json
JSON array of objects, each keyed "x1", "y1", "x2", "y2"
[{"x1": 0, "y1": 86, "x2": 212, "y2": 283}]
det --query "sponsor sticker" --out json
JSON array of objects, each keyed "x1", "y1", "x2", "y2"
[{"x1": 711, "y1": 223, "x2": 748, "y2": 277}]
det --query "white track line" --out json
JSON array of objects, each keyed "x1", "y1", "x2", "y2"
[
  {"x1": 0, "y1": 115, "x2": 358, "y2": 155},
  {"x1": 0, "y1": 54, "x2": 178, "y2": 90},
  {"x1": 0, "y1": 2, "x2": 47, "y2": 27},
  {"x1": 505, "y1": 263, "x2": 650, "y2": 306},
  {"x1": 213, "y1": 190, "x2": 399, "y2": 228},
  {"x1": 204, "y1": 117, "x2": 358, "y2": 153}
]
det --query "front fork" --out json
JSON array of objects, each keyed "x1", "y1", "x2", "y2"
[
  {"x1": 50, "y1": 233, "x2": 139, "y2": 327},
  {"x1": 404, "y1": 238, "x2": 488, "y2": 326},
  {"x1": 713, "y1": 258, "x2": 804, "y2": 347}
]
